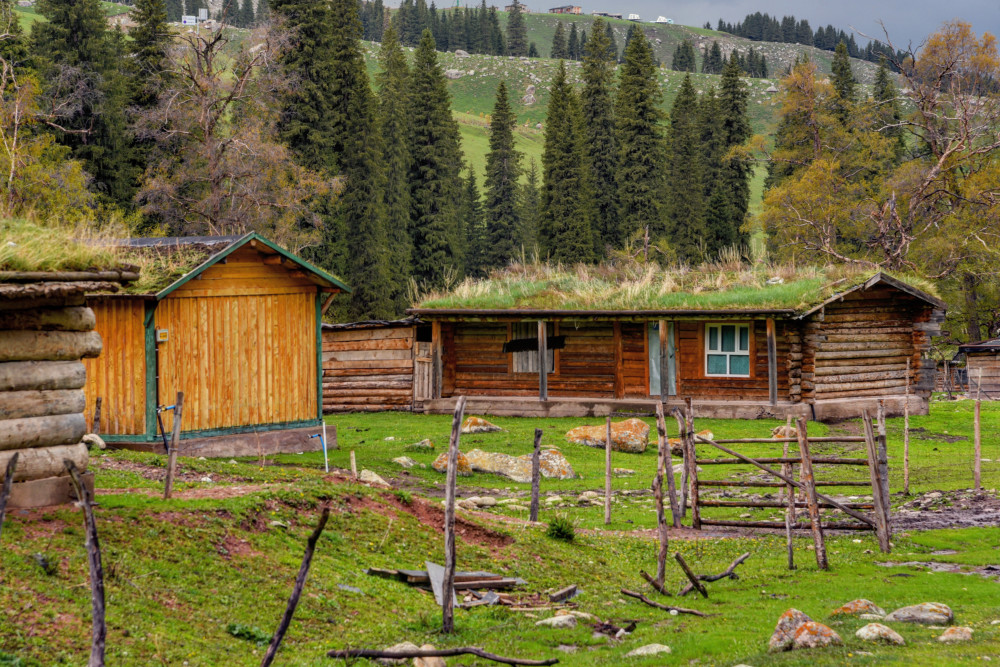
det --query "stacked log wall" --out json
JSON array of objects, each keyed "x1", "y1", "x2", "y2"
[
  {"x1": 322, "y1": 327, "x2": 414, "y2": 412},
  {"x1": 966, "y1": 353, "x2": 1000, "y2": 397}
]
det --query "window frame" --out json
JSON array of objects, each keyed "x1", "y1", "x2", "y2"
[
  {"x1": 509, "y1": 321, "x2": 556, "y2": 375},
  {"x1": 704, "y1": 322, "x2": 752, "y2": 378}
]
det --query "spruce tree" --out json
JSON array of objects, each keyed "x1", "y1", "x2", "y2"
[
  {"x1": 527, "y1": 42, "x2": 539, "y2": 57},
  {"x1": 377, "y1": 26, "x2": 415, "y2": 311},
  {"x1": 567, "y1": 22, "x2": 578, "y2": 60},
  {"x1": 519, "y1": 158, "x2": 540, "y2": 253},
  {"x1": 505, "y1": 0, "x2": 527, "y2": 56},
  {"x1": 663, "y1": 74, "x2": 705, "y2": 260},
  {"x1": 0, "y1": 0, "x2": 28, "y2": 67},
  {"x1": 408, "y1": 29, "x2": 464, "y2": 288},
  {"x1": 581, "y1": 20, "x2": 620, "y2": 250},
  {"x1": 239, "y1": 0, "x2": 255, "y2": 27},
  {"x1": 165, "y1": 0, "x2": 183, "y2": 22},
  {"x1": 873, "y1": 56, "x2": 905, "y2": 156},
  {"x1": 538, "y1": 61, "x2": 594, "y2": 262},
  {"x1": 831, "y1": 40, "x2": 856, "y2": 122},
  {"x1": 550, "y1": 21, "x2": 567, "y2": 59},
  {"x1": 712, "y1": 57, "x2": 751, "y2": 252},
  {"x1": 482, "y1": 81, "x2": 522, "y2": 269},
  {"x1": 605, "y1": 22, "x2": 618, "y2": 62},
  {"x1": 616, "y1": 31, "x2": 666, "y2": 242},
  {"x1": 461, "y1": 168, "x2": 487, "y2": 276}
]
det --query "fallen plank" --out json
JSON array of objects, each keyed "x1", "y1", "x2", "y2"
[
  {"x1": 327, "y1": 646, "x2": 559, "y2": 666},
  {"x1": 426, "y1": 561, "x2": 458, "y2": 608},
  {"x1": 548, "y1": 585, "x2": 578, "y2": 603},
  {"x1": 620, "y1": 589, "x2": 708, "y2": 617}
]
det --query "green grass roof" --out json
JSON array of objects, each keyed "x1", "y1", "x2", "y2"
[
  {"x1": 414, "y1": 262, "x2": 940, "y2": 314},
  {"x1": 0, "y1": 219, "x2": 122, "y2": 274}
]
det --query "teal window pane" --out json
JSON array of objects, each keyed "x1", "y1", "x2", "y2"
[
  {"x1": 707, "y1": 354, "x2": 727, "y2": 375},
  {"x1": 708, "y1": 326, "x2": 718, "y2": 350},
  {"x1": 721, "y1": 325, "x2": 736, "y2": 352},
  {"x1": 739, "y1": 326, "x2": 749, "y2": 351},
  {"x1": 729, "y1": 354, "x2": 750, "y2": 376}
]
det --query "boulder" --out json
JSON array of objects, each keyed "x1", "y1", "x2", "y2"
[
  {"x1": 772, "y1": 424, "x2": 798, "y2": 439},
  {"x1": 536, "y1": 614, "x2": 577, "y2": 629},
  {"x1": 625, "y1": 644, "x2": 672, "y2": 657},
  {"x1": 566, "y1": 418, "x2": 649, "y2": 453},
  {"x1": 444, "y1": 69, "x2": 464, "y2": 79},
  {"x1": 884, "y1": 602, "x2": 954, "y2": 625},
  {"x1": 521, "y1": 93, "x2": 536, "y2": 105},
  {"x1": 938, "y1": 627, "x2": 973, "y2": 643},
  {"x1": 414, "y1": 644, "x2": 446, "y2": 667},
  {"x1": 769, "y1": 608, "x2": 812, "y2": 652},
  {"x1": 465, "y1": 448, "x2": 575, "y2": 483},
  {"x1": 505, "y1": 504, "x2": 529, "y2": 512},
  {"x1": 856, "y1": 623, "x2": 905, "y2": 645},
  {"x1": 454, "y1": 49, "x2": 470, "y2": 56},
  {"x1": 525, "y1": 84, "x2": 536, "y2": 95},
  {"x1": 407, "y1": 439, "x2": 434, "y2": 451},
  {"x1": 377, "y1": 642, "x2": 419, "y2": 665},
  {"x1": 431, "y1": 451, "x2": 472, "y2": 476},
  {"x1": 358, "y1": 469, "x2": 389, "y2": 487},
  {"x1": 461, "y1": 416, "x2": 502, "y2": 434},
  {"x1": 613, "y1": 467, "x2": 635, "y2": 476},
  {"x1": 831, "y1": 599, "x2": 885, "y2": 617},
  {"x1": 392, "y1": 456, "x2": 417, "y2": 469},
  {"x1": 668, "y1": 430, "x2": 714, "y2": 455},
  {"x1": 537, "y1": 449, "x2": 575, "y2": 479},
  {"x1": 792, "y1": 622, "x2": 843, "y2": 649}
]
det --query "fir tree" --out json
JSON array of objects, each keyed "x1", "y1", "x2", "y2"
[
  {"x1": 238, "y1": 0, "x2": 254, "y2": 27},
  {"x1": 616, "y1": 31, "x2": 666, "y2": 242},
  {"x1": 539, "y1": 61, "x2": 594, "y2": 262},
  {"x1": 567, "y1": 22, "x2": 578, "y2": 60},
  {"x1": 581, "y1": 20, "x2": 619, "y2": 250},
  {"x1": 377, "y1": 26, "x2": 414, "y2": 311},
  {"x1": 256, "y1": 0, "x2": 270, "y2": 23},
  {"x1": 671, "y1": 39, "x2": 696, "y2": 72},
  {"x1": 604, "y1": 22, "x2": 618, "y2": 62},
  {"x1": 482, "y1": 81, "x2": 522, "y2": 269},
  {"x1": 0, "y1": 0, "x2": 28, "y2": 67},
  {"x1": 831, "y1": 40, "x2": 856, "y2": 122},
  {"x1": 505, "y1": 0, "x2": 527, "y2": 56},
  {"x1": 519, "y1": 158, "x2": 540, "y2": 252},
  {"x1": 130, "y1": 0, "x2": 171, "y2": 103},
  {"x1": 550, "y1": 21, "x2": 567, "y2": 59},
  {"x1": 408, "y1": 29, "x2": 464, "y2": 287},
  {"x1": 710, "y1": 57, "x2": 752, "y2": 253},
  {"x1": 664, "y1": 74, "x2": 705, "y2": 260},
  {"x1": 165, "y1": 0, "x2": 183, "y2": 22},
  {"x1": 527, "y1": 41, "x2": 539, "y2": 58},
  {"x1": 873, "y1": 56, "x2": 905, "y2": 156},
  {"x1": 461, "y1": 168, "x2": 487, "y2": 276},
  {"x1": 702, "y1": 40, "x2": 723, "y2": 74}
]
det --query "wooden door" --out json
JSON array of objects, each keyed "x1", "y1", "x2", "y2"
[{"x1": 413, "y1": 341, "x2": 433, "y2": 402}]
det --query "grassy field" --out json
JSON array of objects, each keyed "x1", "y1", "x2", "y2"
[{"x1": 3, "y1": 400, "x2": 1000, "y2": 665}]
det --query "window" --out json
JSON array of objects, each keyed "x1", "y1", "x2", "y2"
[
  {"x1": 510, "y1": 322, "x2": 554, "y2": 373},
  {"x1": 705, "y1": 323, "x2": 750, "y2": 377}
]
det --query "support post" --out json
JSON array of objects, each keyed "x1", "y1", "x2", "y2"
[
  {"x1": 876, "y1": 399, "x2": 890, "y2": 520},
  {"x1": 795, "y1": 418, "x2": 828, "y2": 570},
  {"x1": 442, "y1": 395, "x2": 467, "y2": 634},
  {"x1": 659, "y1": 320, "x2": 669, "y2": 402},
  {"x1": 862, "y1": 410, "x2": 892, "y2": 553},
  {"x1": 331, "y1": 423, "x2": 338, "y2": 450},
  {"x1": 431, "y1": 321, "x2": 442, "y2": 400},
  {"x1": 766, "y1": 318, "x2": 777, "y2": 407},
  {"x1": 686, "y1": 399, "x2": 700, "y2": 529},
  {"x1": 903, "y1": 358, "x2": 911, "y2": 495},
  {"x1": 656, "y1": 403, "x2": 681, "y2": 528},
  {"x1": 537, "y1": 321, "x2": 548, "y2": 402},
  {"x1": 163, "y1": 392, "x2": 184, "y2": 500},
  {"x1": 672, "y1": 408, "x2": 688, "y2": 518},
  {"x1": 652, "y1": 407, "x2": 670, "y2": 583},
  {"x1": 0, "y1": 452, "x2": 19, "y2": 544},
  {"x1": 350, "y1": 450, "x2": 357, "y2": 479},
  {"x1": 91, "y1": 397, "x2": 102, "y2": 434},
  {"x1": 975, "y1": 393, "x2": 982, "y2": 493},
  {"x1": 529, "y1": 429, "x2": 542, "y2": 523},
  {"x1": 782, "y1": 415, "x2": 795, "y2": 570},
  {"x1": 604, "y1": 416, "x2": 612, "y2": 526},
  {"x1": 65, "y1": 461, "x2": 105, "y2": 667}
]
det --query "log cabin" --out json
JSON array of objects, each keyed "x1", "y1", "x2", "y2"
[
  {"x1": 399, "y1": 270, "x2": 946, "y2": 421},
  {"x1": 83, "y1": 233, "x2": 349, "y2": 456},
  {"x1": 957, "y1": 339, "x2": 1000, "y2": 399}
]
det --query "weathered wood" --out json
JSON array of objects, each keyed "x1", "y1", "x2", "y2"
[
  {"x1": 0, "y1": 413, "x2": 86, "y2": 451},
  {"x1": 0, "y1": 330, "x2": 102, "y2": 362},
  {"x1": 65, "y1": 460, "x2": 106, "y2": 667},
  {"x1": 260, "y1": 505, "x2": 330, "y2": 667},
  {"x1": 0, "y1": 270, "x2": 136, "y2": 283},
  {"x1": 674, "y1": 552, "x2": 707, "y2": 598},
  {"x1": 620, "y1": 589, "x2": 708, "y2": 616},
  {"x1": 862, "y1": 410, "x2": 892, "y2": 553},
  {"x1": 783, "y1": 416, "x2": 796, "y2": 570},
  {"x1": 655, "y1": 403, "x2": 680, "y2": 533},
  {"x1": 530, "y1": 429, "x2": 541, "y2": 522},
  {"x1": 659, "y1": 320, "x2": 668, "y2": 401},
  {"x1": 537, "y1": 321, "x2": 548, "y2": 402},
  {"x1": 876, "y1": 400, "x2": 890, "y2": 520},
  {"x1": 549, "y1": 585, "x2": 577, "y2": 603},
  {"x1": 91, "y1": 396, "x2": 102, "y2": 435},
  {"x1": 815, "y1": 348, "x2": 911, "y2": 360},
  {"x1": 350, "y1": 450, "x2": 357, "y2": 478},
  {"x1": 0, "y1": 361, "x2": 86, "y2": 392},
  {"x1": 326, "y1": 646, "x2": 558, "y2": 666},
  {"x1": 640, "y1": 570, "x2": 671, "y2": 595},
  {"x1": 0, "y1": 452, "x2": 17, "y2": 543},
  {"x1": 0, "y1": 389, "x2": 85, "y2": 421},
  {"x1": 697, "y1": 479, "x2": 870, "y2": 488},
  {"x1": 442, "y1": 395, "x2": 467, "y2": 634},
  {"x1": 796, "y1": 418, "x2": 827, "y2": 570},
  {"x1": 163, "y1": 392, "x2": 184, "y2": 500},
  {"x1": 0, "y1": 306, "x2": 96, "y2": 331},
  {"x1": 0, "y1": 443, "x2": 88, "y2": 483},
  {"x1": 604, "y1": 416, "x2": 612, "y2": 525},
  {"x1": 713, "y1": 436, "x2": 866, "y2": 444},
  {"x1": 431, "y1": 321, "x2": 442, "y2": 400},
  {"x1": 700, "y1": 518, "x2": 873, "y2": 531},
  {"x1": 766, "y1": 318, "x2": 777, "y2": 406},
  {"x1": 679, "y1": 552, "x2": 751, "y2": 596},
  {"x1": 974, "y1": 397, "x2": 982, "y2": 492},
  {"x1": 686, "y1": 400, "x2": 700, "y2": 530},
  {"x1": 903, "y1": 358, "x2": 911, "y2": 495},
  {"x1": 697, "y1": 456, "x2": 869, "y2": 466},
  {"x1": 672, "y1": 408, "x2": 688, "y2": 517}
]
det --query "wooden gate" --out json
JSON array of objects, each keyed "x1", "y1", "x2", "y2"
[{"x1": 413, "y1": 341, "x2": 433, "y2": 404}]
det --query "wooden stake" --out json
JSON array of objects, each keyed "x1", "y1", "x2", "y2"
[
  {"x1": 795, "y1": 418, "x2": 827, "y2": 570},
  {"x1": 65, "y1": 460, "x2": 105, "y2": 667},
  {"x1": 91, "y1": 397, "x2": 102, "y2": 434},
  {"x1": 652, "y1": 407, "x2": 669, "y2": 587},
  {"x1": 673, "y1": 552, "x2": 708, "y2": 598},
  {"x1": 163, "y1": 392, "x2": 184, "y2": 500},
  {"x1": 862, "y1": 410, "x2": 892, "y2": 553},
  {"x1": 903, "y1": 359, "x2": 911, "y2": 495},
  {"x1": 0, "y1": 452, "x2": 19, "y2": 544},
  {"x1": 604, "y1": 416, "x2": 612, "y2": 526},
  {"x1": 672, "y1": 408, "x2": 688, "y2": 518},
  {"x1": 678, "y1": 552, "x2": 751, "y2": 596},
  {"x1": 260, "y1": 506, "x2": 330, "y2": 667},
  {"x1": 442, "y1": 395, "x2": 467, "y2": 634},
  {"x1": 783, "y1": 417, "x2": 795, "y2": 570},
  {"x1": 686, "y1": 400, "x2": 701, "y2": 530},
  {"x1": 529, "y1": 429, "x2": 542, "y2": 523},
  {"x1": 350, "y1": 450, "x2": 357, "y2": 479},
  {"x1": 655, "y1": 403, "x2": 681, "y2": 528},
  {"x1": 975, "y1": 395, "x2": 982, "y2": 492},
  {"x1": 620, "y1": 589, "x2": 707, "y2": 616},
  {"x1": 876, "y1": 399, "x2": 890, "y2": 520},
  {"x1": 537, "y1": 321, "x2": 548, "y2": 402}
]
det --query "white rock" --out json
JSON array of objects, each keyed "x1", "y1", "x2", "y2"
[
  {"x1": 545, "y1": 495, "x2": 563, "y2": 504},
  {"x1": 200, "y1": 476, "x2": 213, "y2": 483},
  {"x1": 938, "y1": 627, "x2": 973, "y2": 643},
  {"x1": 359, "y1": 469, "x2": 389, "y2": 487},
  {"x1": 536, "y1": 615, "x2": 577, "y2": 629},
  {"x1": 377, "y1": 642, "x2": 420, "y2": 665},
  {"x1": 392, "y1": 456, "x2": 417, "y2": 468},
  {"x1": 625, "y1": 643, "x2": 672, "y2": 657},
  {"x1": 856, "y1": 623, "x2": 905, "y2": 645}
]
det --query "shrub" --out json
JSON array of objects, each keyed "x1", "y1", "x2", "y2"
[
  {"x1": 226, "y1": 623, "x2": 271, "y2": 647},
  {"x1": 546, "y1": 514, "x2": 576, "y2": 542}
]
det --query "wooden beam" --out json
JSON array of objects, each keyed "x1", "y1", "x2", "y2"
[
  {"x1": 263, "y1": 254, "x2": 283, "y2": 265},
  {"x1": 431, "y1": 321, "x2": 442, "y2": 400},
  {"x1": 537, "y1": 320, "x2": 548, "y2": 402},
  {"x1": 659, "y1": 320, "x2": 669, "y2": 401},
  {"x1": 766, "y1": 318, "x2": 778, "y2": 406},
  {"x1": 613, "y1": 322, "x2": 623, "y2": 399}
]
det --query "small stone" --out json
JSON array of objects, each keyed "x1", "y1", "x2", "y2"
[
  {"x1": 377, "y1": 642, "x2": 419, "y2": 665},
  {"x1": 769, "y1": 609, "x2": 812, "y2": 652},
  {"x1": 200, "y1": 476, "x2": 213, "y2": 483},
  {"x1": 625, "y1": 643, "x2": 671, "y2": 657},
  {"x1": 461, "y1": 416, "x2": 502, "y2": 434},
  {"x1": 392, "y1": 456, "x2": 417, "y2": 469},
  {"x1": 579, "y1": 491, "x2": 600, "y2": 500},
  {"x1": 444, "y1": 69, "x2": 464, "y2": 79},
  {"x1": 859, "y1": 614, "x2": 884, "y2": 620},
  {"x1": 227, "y1": 459, "x2": 236, "y2": 464},
  {"x1": 938, "y1": 627, "x2": 973, "y2": 643},
  {"x1": 885, "y1": 602, "x2": 954, "y2": 625},
  {"x1": 384, "y1": 436, "x2": 395, "y2": 441},
  {"x1": 856, "y1": 623, "x2": 905, "y2": 645},
  {"x1": 475, "y1": 496, "x2": 497, "y2": 507},
  {"x1": 545, "y1": 495, "x2": 563, "y2": 504},
  {"x1": 82, "y1": 433, "x2": 106, "y2": 450},
  {"x1": 555, "y1": 645, "x2": 577, "y2": 654},
  {"x1": 536, "y1": 615, "x2": 577, "y2": 629},
  {"x1": 413, "y1": 644, "x2": 445, "y2": 667},
  {"x1": 792, "y1": 622, "x2": 843, "y2": 649},
  {"x1": 505, "y1": 504, "x2": 529, "y2": 512},
  {"x1": 359, "y1": 469, "x2": 389, "y2": 487},
  {"x1": 831, "y1": 599, "x2": 885, "y2": 617}
]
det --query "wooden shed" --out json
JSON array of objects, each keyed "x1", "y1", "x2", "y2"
[
  {"x1": 1, "y1": 267, "x2": 132, "y2": 507},
  {"x1": 83, "y1": 233, "x2": 349, "y2": 456},
  {"x1": 406, "y1": 271, "x2": 946, "y2": 420},
  {"x1": 957, "y1": 339, "x2": 1000, "y2": 398}
]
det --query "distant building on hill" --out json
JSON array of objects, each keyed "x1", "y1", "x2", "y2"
[
  {"x1": 653, "y1": 16, "x2": 673, "y2": 24},
  {"x1": 548, "y1": 5, "x2": 581, "y2": 14},
  {"x1": 505, "y1": 3, "x2": 532, "y2": 11},
  {"x1": 627, "y1": 13, "x2": 640, "y2": 21},
  {"x1": 592, "y1": 10, "x2": 622, "y2": 19}
]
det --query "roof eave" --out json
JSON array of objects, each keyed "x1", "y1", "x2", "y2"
[{"x1": 406, "y1": 307, "x2": 797, "y2": 318}]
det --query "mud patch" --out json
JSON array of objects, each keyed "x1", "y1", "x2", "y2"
[
  {"x1": 94, "y1": 457, "x2": 251, "y2": 485},
  {"x1": 216, "y1": 534, "x2": 261, "y2": 559},
  {"x1": 908, "y1": 427, "x2": 968, "y2": 443},
  {"x1": 877, "y1": 560, "x2": 1000, "y2": 580},
  {"x1": 894, "y1": 490, "x2": 1000, "y2": 530}
]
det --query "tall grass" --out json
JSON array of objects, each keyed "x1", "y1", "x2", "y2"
[{"x1": 0, "y1": 218, "x2": 122, "y2": 273}]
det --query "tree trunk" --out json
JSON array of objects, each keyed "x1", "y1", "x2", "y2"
[
  {"x1": 0, "y1": 443, "x2": 88, "y2": 482},
  {"x1": 0, "y1": 331, "x2": 102, "y2": 362},
  {"x1": 0, "y1": 389, "x2": 85, "y2": 421},
  {"x1": 0, "y1": 361, "x2": 87, "y2": 392},
  {"x1": 0, "y1": 413, "x2": 87, "y2": 451}
]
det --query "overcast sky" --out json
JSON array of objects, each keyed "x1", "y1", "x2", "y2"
[{"x1": 575, "y1": 1, "x2": 998, "y2": 47}]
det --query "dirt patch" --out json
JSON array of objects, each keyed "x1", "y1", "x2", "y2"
[
  {"x1": 6, "y1": 509, "x2": 69, "y2": 541},
  {"x1": 893, "y1": 489, "x2": 1000, "y2": 530},
  {"x1": 216, "y1": 534, "x2": 261, "y2": 559},
  {"x1": 877, "y1": 560, "x2": 1000, "y2": 580},
  {"x1": 908, "y1": 427, "x2": 969, "y2": 443},
  {"x1": 93, "y1": 457, "x2": 251, "y2": 485}
]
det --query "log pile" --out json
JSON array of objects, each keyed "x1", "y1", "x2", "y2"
[
  {"x1": 0, "y1": 271, "x2": 125, "y2": 507},
  {"x1": 321, "y1": 323, "x2": 415, "y2": 412}
]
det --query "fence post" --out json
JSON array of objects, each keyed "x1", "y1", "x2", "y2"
[
  {"x1": 529, "y1": 429, "x2": 542, "y2": 523},
  {"x1": 975, "y1": 395, "x2": 982, "y2": 493},
  {"x1": 903, "y1": 359, "x2": 911, "y2": 495},
  {"x1": 441, "y1": 396, "x2": 467, "y2": 634},
  {"x1": 655, "y1": 403, "x2": 681, "y2": 528},
  {"x1": 876, "y1": 399, "x2": 890, "y2": 520},
  {"x1": 163, "y1": 392, "x2": 184, "y2": 500},
  {"x1": 686, "y1": 400, "x2": 700, "y2": 530},
  {"x1": 862, "y1": 410, "x2": 892, "y2": 553},
  {"x1": 782, "y1": 415, "x2": 795, "y2": 570},
  {"x1": 794, "y1": 418, "x2": 827, "y2": 570},
  {"x1": 604, "y1": 416, "x2": 612, "y2": 526},
  {"x1": 672, "y1": 408, "x2": 688, "y2": 518}
]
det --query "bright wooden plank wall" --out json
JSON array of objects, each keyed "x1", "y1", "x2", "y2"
[
  {"x1": 322, "y1": 327, "x2": 414, "y2": 412},
  {"x1": 84, "y1": 299, "x2": 147, "y2": 435}
]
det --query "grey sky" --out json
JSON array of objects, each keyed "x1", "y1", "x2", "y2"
[{"x1": 580, "y1": 1, "x2": 998, "y2": 47}]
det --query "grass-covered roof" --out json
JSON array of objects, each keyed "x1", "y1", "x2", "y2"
[
  {"x1": 413, "y1": 262, "x2": 941, "y2": 315},
  {"x1": 0, "y1": 219, "x2": 122, "y2": 274}
]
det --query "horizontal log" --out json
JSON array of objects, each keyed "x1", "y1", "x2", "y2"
[
  {"x1": 814, "y1": 355, "x2": 911, "y2": 368},
  {"x1": 322, "y1": 338, "x2": 412, "y2": 352},
  {"x1": 322, "y1": 328, "x2": 413, "y2": 342},
  {"x1": 326, "y1": 396, "x2": 412, "y2": 405},
  {"x1": 0, "y1": 361, "x2": 86, "y2": 392},
  {"x1": 815, "y1": 363, "x2": 909, "y2": 377},
  {"x1": 699, "y1": 519, "x2": 873, "y2": 531},
  {"x1": 818, "y1": 341, "x2": 913, "y2": 352},
  {"x1": 815, "y1": 387, "x2": 909, "y2": 399},
  {"x1": 815, "y1": 349, "x2": 912, "y2": 360},
  {"x1": 712, "y1": 436, "x2": 865, "y2": 443},
  {"x1": 699, "y1": 500, "x2": 874, "y2": 510},
  {"x1": 697, "y1": 480, "x2": 871, "y2": 488},
  {"x1": 0, "y1": 413, "x2": 87, "y2": 451},
  {"x1": 0, "y1": 307, "x2": 95, "y2": 332},
  {"x1": 324, "y1": 405, "x2": 410, "y2": 412},
  {"x1": 0, "y1": 442, "x2": 88, "y2": 482},
  {"x1": 0, "y1": 330, "x2": 102, "y2": 362},
  {"x1": 0, "y1": 270, "x2": 137, "y2": 282},
  {"x1": 0, "y1": 294, "x2": 87, "y2": 311},
  {"x1": 0, "y1": 389, "x2": 85, "y2": 421},
  {"x1": 696, "y1": 457, "x2": 869, "y2": 465},
  {"x1": 322, "y1": 388, "x2": 412, "y2": 397},
  {"x1": 816, "y1": 379, "x2": 907, "y2": 393},
  {"x1": 325, "y1": 359, "x2": 414, "y2": 370},
  {"x1": 814, "y1": 370, "x2": 911, "y2": 384}
]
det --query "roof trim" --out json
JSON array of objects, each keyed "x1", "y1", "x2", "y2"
[
  {"x1": 406, "y1": 307, "x2": 797, "y2": 318},
  {"x1": 155, "y1": 233, "x2": 350, "y2": 299},
  {"x1": 794, "y1": 272, "x2": 946, "y2": 320}
]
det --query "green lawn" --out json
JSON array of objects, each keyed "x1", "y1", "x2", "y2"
[{"x1": 3, "y1": 401, "x2": 999, "y2": 665}]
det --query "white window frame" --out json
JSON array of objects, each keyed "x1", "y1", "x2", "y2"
[{"x1": 704, "y1": 323, "x2": 751, "y2": 378}]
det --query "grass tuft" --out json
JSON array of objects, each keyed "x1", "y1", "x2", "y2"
[{"x1": 0, "y1": 218, "x2": 122, "y2": 274}]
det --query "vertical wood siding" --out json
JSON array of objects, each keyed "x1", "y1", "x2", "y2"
[
  {"x1": 321, "y1": 327, "x2": 415, "y2": 412},
  {"x1": 84, "y1": 299, "x2": 147, "y2": 435}
]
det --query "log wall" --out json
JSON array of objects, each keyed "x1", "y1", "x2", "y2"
[
  {"x1": 322, "y1": 326, "x2": 415, "y2": 412},
  {"x1": 966, "y1": 353, "x2": 1000, "y2": 397}
]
